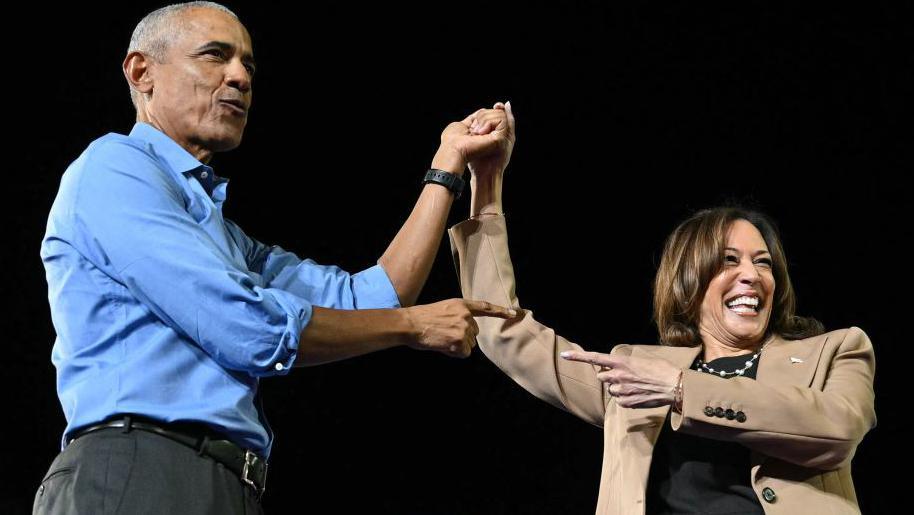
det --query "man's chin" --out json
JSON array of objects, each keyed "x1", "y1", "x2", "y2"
[{"x1": 205, "y1": 132, "x2": 244, "y2": 153}]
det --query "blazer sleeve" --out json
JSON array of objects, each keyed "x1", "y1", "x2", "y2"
[
  {"x1": 671, "y1": 327, "x2": 876, "y2": 470},
  {"x1": 449, "y1": 216, "x2": 608, "y2": 427}
]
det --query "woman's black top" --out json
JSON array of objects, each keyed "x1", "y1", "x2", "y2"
[{"x1": 645, "y1": 353, "x2": 765, "y2": 514}]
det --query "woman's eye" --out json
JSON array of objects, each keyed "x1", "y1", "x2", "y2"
[
  {"x1": 755, "y1": 258, "x2": 773, "y2": 267},
  {"x1": 725, "y1": 255, "x2": 739, "y2": 264}
]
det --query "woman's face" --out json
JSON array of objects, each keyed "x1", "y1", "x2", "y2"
[{"x1": 699, "y1": 220, "x2": 776, "y2": 348}]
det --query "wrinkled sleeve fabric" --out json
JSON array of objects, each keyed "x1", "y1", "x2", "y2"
[
  {"x1": 70, "y1": 140, "x2": 309, "y2": 376},
  {"x1": 449, "y1": 216, "x2": 607, "y2": 426},
  {"x1": 671, "y1": 327, "x2": 876, "y2": 470},
  {"x1": 224, "y1": 219, "x2": 401, "y2": 311}
]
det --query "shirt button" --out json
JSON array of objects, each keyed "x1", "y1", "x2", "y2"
[
  {"x1": 714, "y1": 407, "x2": 725, "y2": 418},
  {"x1": 725, "y1": 409, "x2": 736, "y2": 420},
  {"x1": 762, "y1": 487, "x2": 777, "y2": 503},
  {"x1": 274, "y1": 363, "x2": 284, "y2": 371},
  {"x1": 704, "y1": 406, "x2": 715, "y2": 417},
  {"x1": 38, "y1": 484, "x2": 45, "y2": 496},
  {"x1": 736, "y1": 411, "x2": 747, "y2": 423},
  {"x1": 200, "y1": 171, "x2": 209, "y2": 179}
]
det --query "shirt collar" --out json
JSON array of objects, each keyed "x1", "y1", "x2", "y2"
[{"x1": 129, "y1": 122, "x2": 229, "y2": 199}]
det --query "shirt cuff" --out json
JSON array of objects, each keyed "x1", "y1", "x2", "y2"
[
  {"x1": 352, "y1": 264, "x2": 401, "y2": 309},
  {"x1": 256, "y1": 288, "x2": 312, "y2": 376}
]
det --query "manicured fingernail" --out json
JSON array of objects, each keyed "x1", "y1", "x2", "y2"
[
  {"x1": 560, "y1": 351, "x2": 571, "y2": 359},
  {"x1": 509, "y1": 309, "x2": 518, "y2": 317}
]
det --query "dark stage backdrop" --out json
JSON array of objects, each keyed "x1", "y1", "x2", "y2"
[{"x1": 8, "y1": 1, "x2": 908, "y2": 513}]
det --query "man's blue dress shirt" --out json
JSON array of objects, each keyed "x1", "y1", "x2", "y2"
[{"x1": 41, "y1": 122, "x2": 400, "y2": 458}]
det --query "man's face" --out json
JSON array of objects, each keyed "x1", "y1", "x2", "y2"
[{"x1": 146, "y1": 8, "x2": 255, "y2": 157}]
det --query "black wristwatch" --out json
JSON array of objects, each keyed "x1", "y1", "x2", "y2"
[{"x1": 423, "y1": 169, "x2": 465, "y2": 199}]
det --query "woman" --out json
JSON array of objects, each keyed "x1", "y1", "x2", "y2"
[{"x1": 450, "y1": 105, "x2": 876, "y2": 514}]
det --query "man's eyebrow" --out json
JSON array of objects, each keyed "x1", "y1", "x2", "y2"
[
  {"x1": 194, "y1": 41, "x2": 256, "y2": 67},
  {"x1": 194, "y1": 40, "x2": 232, "y2": 53}
]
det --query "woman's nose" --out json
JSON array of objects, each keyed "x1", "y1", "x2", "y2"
[{"x1": 737, "y1": 259, "x2": 760, "y2": 284}]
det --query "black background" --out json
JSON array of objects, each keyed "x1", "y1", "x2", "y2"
[{"x1": 6, "y1": 1, "x2": 909, "y2": 513}]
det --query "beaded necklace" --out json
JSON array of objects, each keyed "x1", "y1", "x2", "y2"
[{"x1": 693, "y1": 343, "x2": 767, "y2": 377}]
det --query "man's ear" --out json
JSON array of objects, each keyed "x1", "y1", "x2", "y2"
[{"x1": 123, "y1": 51, "x2": 154, "y2": 97}]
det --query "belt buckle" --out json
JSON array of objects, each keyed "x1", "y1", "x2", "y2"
[{"x1": 242, "y1": 450, "x2": 267, "y2": 498}]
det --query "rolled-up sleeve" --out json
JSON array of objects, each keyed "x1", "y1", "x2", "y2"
[{"x1": 70, "y1": 140, "x2": 308, "y2": 376}]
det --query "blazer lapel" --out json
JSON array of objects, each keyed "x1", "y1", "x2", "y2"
[
  {"x1": 756, "y1": 333, "x2": 827, "y2": 388},
  {"x1": 748, "y1": 333, "x2": 827, "y2": 471}
]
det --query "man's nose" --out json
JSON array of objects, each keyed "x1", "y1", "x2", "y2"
[{"x1": 225, "y1": 59, "x2": 252, "y2": 92}]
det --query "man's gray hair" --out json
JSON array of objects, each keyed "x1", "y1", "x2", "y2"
[{"x1": 127, "y1": 2, "x2": 239, "y2": 109}]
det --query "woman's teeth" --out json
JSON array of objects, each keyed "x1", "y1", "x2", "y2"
[{"x1": 726, "y1": 296, "x2": 759, "y2": 313}]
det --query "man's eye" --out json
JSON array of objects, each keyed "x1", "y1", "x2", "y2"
[{"x1": 204, "y1": 49, "x2": 226, "y2": 58}]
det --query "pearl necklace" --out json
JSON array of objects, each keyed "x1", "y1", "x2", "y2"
[{"x1": 694, "y1": 344, "x2": 767, "y2": 377}]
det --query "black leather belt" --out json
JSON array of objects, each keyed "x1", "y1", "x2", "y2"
[{"x1": 67, "y1": 415, "x2": 268, "y2": 498}]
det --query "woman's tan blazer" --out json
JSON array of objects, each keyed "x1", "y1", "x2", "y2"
[{"x1": 449, "y1": 216, "x2": 876, "y2": 515}]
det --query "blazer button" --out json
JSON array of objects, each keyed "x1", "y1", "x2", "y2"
[
  {"x1": 704, "y1": 406, "x2": 715, "y2": 417},
  {"x1": 762, "y1": 487, "x2": 777, "y2": 503},
  {"x1": 714, "y1": 407, "x2": 725, "y2": 418},
  {"x1": 725, "y1": 409, "x2": 736, "y2": 420},
  {"x1": 736, "y1": 411, "x2": 747, "y2": 423}
]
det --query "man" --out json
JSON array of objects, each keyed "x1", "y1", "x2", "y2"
[{"x1": 36, "y1": 2, "x2": 515, "y2": 513}]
